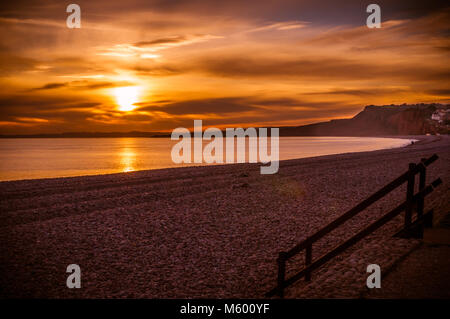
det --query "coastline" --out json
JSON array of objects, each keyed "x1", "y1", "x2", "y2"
[
  {"x1": 0, "y1": 135, "x2": 448, "y2": 298},
  {"x1": 0, "y1": 135, "x2": 417, "y2": 183}
]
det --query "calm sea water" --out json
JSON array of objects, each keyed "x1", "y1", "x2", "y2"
[{"x1": 0, "y1": 137, "x2": 412, "y2": 181}]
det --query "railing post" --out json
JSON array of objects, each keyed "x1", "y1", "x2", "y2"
[
  {"x1": 405, "y1": 163, "x2": 416, "y2": 229},
  {"x1": 417, "y1": 158, "x2": 427, "y2": 218},
  {"x1": 305, "y1": 244, "x2": 312, "y2": 281},
  {"x1": 266, "y1": 155, "x2": 441, "y2": 298},
  {"x1": 277, "y1": 252, "x2": 287, "y2": 298}
]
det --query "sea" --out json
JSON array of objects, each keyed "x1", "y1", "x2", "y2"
[{"x1": 0, "y1": 136, "x2": 413, "y2": 181}]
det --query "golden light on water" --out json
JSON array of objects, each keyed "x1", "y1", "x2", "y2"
[
  {"x1": 114, "y1": 86, "x2": 140, "y2": 112},
  {"x1": 120, "y1": 147, "x2": 136, "y2": 172}
]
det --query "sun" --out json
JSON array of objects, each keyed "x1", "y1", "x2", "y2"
[{"x1": 114, "y1": 86, "x2": 140, "y2": 111}]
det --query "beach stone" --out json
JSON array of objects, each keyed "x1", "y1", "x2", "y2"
[{"x1": 0, "y1": 135, "x2": 448, "y2": 298}]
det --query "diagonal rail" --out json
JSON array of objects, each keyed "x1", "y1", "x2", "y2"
[
  {"x1": 266, "y1": 177, "x2": 442, "y2": 297},
  {"x1": 284, "y1": 154, "x2": 438, "y2": 259},
  {"x1": 266, "y1": 154, "x2": 440, "y2": 298}
]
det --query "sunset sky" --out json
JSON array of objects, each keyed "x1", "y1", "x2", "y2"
[{"x1": 0, "y1": 0, "x2": 449, "y2": 134}]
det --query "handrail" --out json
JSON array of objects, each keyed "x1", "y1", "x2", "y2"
[
  {"x1": 284, "y1": 154, "x2": 438, "y2": 259},
  {"x1": 266, "y1": 177, "x2": 442, "y2": 297},
  {"x1": 266, "y1": 154, "x2": 440, "y2": 298}
]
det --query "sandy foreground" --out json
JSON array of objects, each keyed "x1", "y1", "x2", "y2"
[{"x1": 0, "y1": 135, "x2": 449, "y2": 298}]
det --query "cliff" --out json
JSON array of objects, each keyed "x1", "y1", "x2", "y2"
[{"x1": 280, "y1": 104, "x2": 449, "y2": 136}]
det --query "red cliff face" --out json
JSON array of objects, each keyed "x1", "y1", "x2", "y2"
[
  {"x1": 280, "y1": 104, "x2": 449, "y2": 136},
  {"x1": 354, "y1": 104, "x2": 438, "y2": 135},
  {"x1": 387, "y1": 108, "x2": 434, "y2": 134}
]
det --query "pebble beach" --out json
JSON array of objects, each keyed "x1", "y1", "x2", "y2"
[{"x1": 0, "y1": 135, "x2": 449, "y2": 298}]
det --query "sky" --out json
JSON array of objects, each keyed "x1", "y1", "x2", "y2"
[{"x1": 0, "y1": 0, "x2": 449, "y2": 134}]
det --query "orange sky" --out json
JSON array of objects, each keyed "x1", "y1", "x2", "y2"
[{"x1": 0, "y1": 0, "x2": 449, "y2": 134}]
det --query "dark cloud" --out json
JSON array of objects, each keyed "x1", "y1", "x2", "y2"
[
  {"x1": 132, "y1": 34, "x2": 220, "y2": 50},
  {"x1": 121, "y1": 113, "x2": 153, "y2": 121},
  {"x1": 134, "y1": 36, "x2": 187, "y2": 47},
  {"x1": 133, "y1": 65, "x2": 183, "y2": 76},
  {"x1": 28, "y1": 81, "x2": 135, "y2": 92},
  {"x1": 29, "y1": 82, "x2": 68, "y2": 91},
  {"x1": 250, "y1": 97, "x2": 303, "y2": 107},
  {"x1": 0, "y1": 93, "x2": 107, "y2": 134},
  {"x1": 71, "y1": 81, "x2": 135, "y2": 90},
  {"x1": 190, "y1": 55, "x2": 449, "y2": 82},
  {"x1": 143, "y1": 97, "x2": 360, "y2": 131},
  {"x1": 303, "y1": 88, "x2": 411, "y2": 97},
  {"x1": 0, "y1": 94, "x2": 102, "y2": 120},
  {"x1": 250, "y1": 98, "x2": 359, "y2": 112},
  {"x1": 139, "y1": 96, "x2": 359, "y2": 117},
  {"x1": 2, "y1": 0, "x2": 448, "y2": 25},
  {"x1": 426, "y1": 89, "x2": 450, "y2": 96},
  {"x1": 0, "y1": 52, "x2": 38, "y2": 75},
  {"x1": 46, "y1": 57, "x2": 111, "y2": 76},
  {"x1": 141, "y1": 97, "x2": 259, "y2": 115},
  {"x1": 308, "y1": 8, "x2": 450, "y2": 52}
]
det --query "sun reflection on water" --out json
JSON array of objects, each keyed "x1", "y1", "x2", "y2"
[{"x1": 120, "y1": 147, "x2": 136, "y2": 173}]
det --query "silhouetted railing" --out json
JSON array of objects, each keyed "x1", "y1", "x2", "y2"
[{"x1": 266, "y1": 154, "x2": 441, "y2": 298}]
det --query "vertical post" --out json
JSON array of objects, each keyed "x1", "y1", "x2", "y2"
[
  {"x1": 405, "y1": 163, "x2": 416, "y2": 229},
  {"x1": 277, "y1": 252, "x2": 287, "y2": 298},
  {"x1": 305, "y1": 244, "x2": 312, "y2": 281},
  {"x1": 417, "y1": 158, "x2": 426, "y2": 219}
]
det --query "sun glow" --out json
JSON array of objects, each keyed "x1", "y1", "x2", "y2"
[
  {"x1": 114, "y1": 86, "x2": 140, "y2": 111},
  {"x1": 120, "y1": 147, "x2": 136, "y2": 173}
]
